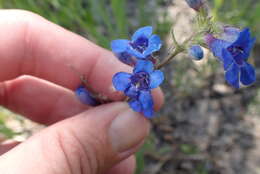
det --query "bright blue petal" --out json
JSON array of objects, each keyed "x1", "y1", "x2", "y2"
[
  {"x1": 243, "y1": 37, "x2": 256, "y2": 61},
  {"x1": 222, "y1": 49, "x2": 234, "y2": 70},
  {"x1": 139, "y1": 91, "x2": 153, "y2": 108},
  {"x1": 221, "y1": 26, "x2": 240, "y2": 42},
  {"x1": 127, "y1": 48, "x2": 146, "y2": 59},
  {"x1": 232, "y1": 28, "x2": 252, "y2": 60},
  {"x1": 143, "y1": 35, "x2": 162, "y2": 56},
  {"x1": 225, "y1": 63, "x2": 240, "y2": 88},
  {"x1": 210, "y1": 39, "x2": 230, "y2": 62},
  {"x1": 131, "y1": 26, "x2": 153, "y2": 41},
  {"x1": 125, "y1": 85, "x2": 138, "y2": 99},
  {"x1": 228, "y1": 28, "x2": 255, "y2": 61},
  {"x1": 143, "y1": 107, "x2": 154, "y2": 118},
  {"x1": 240, "y1": 62, "x2": 256, "y2": 86},
  {"x1": 139, "y1": 91, "x2": 154, "y2": 118},
  {"x1": 112, "y1": 72, "x2": 131, "y2": 91},
  {"x1": 128, "y1": 99, "x2": 142, "y2": 112},
  {"x1": 188, "y1": 45, "x2": 204, "y2": 60},
  {"x1": 149, "y1": 70, "x2": 164, "y2": 89},
  {"x1": 233, "y1": 28, "x2": 251, "y2": 47},
  {"x1": 134, "y1": 60, "x2": 154, "y2": 73},
  {"x1": 75, "y1": 86, "x2": 99, "y2": 106},
  {"x1": 111, "y1": 39, "x2": 129, "y2": 53}
]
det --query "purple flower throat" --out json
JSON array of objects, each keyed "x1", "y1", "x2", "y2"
[
  {"x1": 130, "y1": 71, "x2": 150, "y2": 90},
  {"x1": 227, "y1": 45, "x2": 244, "y2": 65},
  {"x1": 130, "y1": 36, "x2": 149, "y2": 53}
]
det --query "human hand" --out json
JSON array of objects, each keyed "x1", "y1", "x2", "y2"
[{"x1": 0, "y1": 10, "x2": 163, "y2": 174}]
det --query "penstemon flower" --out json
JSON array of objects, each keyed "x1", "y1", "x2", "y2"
[
  {"x1": 112, "y1": 60, "x2": 164, "y2": 118},
  {"x1": 111, "y1": 26, "x2": 162, "y2": 65},
  {"x1": 206, "y1": 27, "x2": 256, "y2": 88}
]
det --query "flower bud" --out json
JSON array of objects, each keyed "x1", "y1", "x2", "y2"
[
  {"x1": 185, "y1": 0, "x2": 204, "y2": 11},
  {"x1": 75, "y1": 85, "x2": 100, "y2": 106},
  {"x1": 188, "y1": 45, "x2": 204, "y2": 60}
]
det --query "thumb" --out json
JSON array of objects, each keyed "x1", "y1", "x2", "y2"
[{"x1": 0, "y1": 102, "x2": 150, "y2": 174}]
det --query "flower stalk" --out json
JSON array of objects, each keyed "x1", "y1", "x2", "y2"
[{"x1": 155, "y1": 46, "x2": 184, "y2": 69}]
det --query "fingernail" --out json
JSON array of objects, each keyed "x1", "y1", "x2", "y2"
[{"x1": 109, "y1": 108, "x2": 150, "y2": 153}]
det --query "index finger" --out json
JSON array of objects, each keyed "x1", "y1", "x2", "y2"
[{"x1": 0, "y1": 10, "x2": 164, "y2": 108}]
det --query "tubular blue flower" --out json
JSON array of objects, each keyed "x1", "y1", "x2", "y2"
[
  {"x1": 185, "y1": 0, "x2": 204, "y2": 11},
  {"x1": 111, "y1": 26, "x2": 162, "y2": 62},
  {"x1": 206, "y1": 27, "x2": 256, "y2": 88},
  {"x1": 112, "y1": 60, "x2": 164, "y2": 118},
  {"x1": 75, "y1": 85, "x2": 100, "y2": 106},
  {"x1": 188, "y1": 45, "x2": 204, "y2": 60}
]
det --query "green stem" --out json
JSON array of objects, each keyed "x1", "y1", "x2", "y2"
[
  {"x1": 171, "y1": 29, "x2": 179, "y2": 47},
  {"x1": 155, "y1": 46, "x2": 184, "y2": 69},
  {"x1": 155, "y1": 30, "x2": 206, "y2": 69}
]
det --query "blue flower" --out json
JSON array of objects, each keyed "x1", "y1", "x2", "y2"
[
  {"x1": 112, "y1": 60, "x2": 164, "y2": 118},
  {"x1": 188, "y1": 45, "x2": 204, "y2": 60},
  {"x1": 75, "y1": 85, "x2": 100, "y2": 106},
  {"x1": 111, "y1": 26, "x2": 162, "y2": 63},
  {"x1": 112, "y1": 49, "x2": 136, "y2": 66},
  {"x1": 185, "y1": 0, "x2": 204, "y2": 11},
  {"x1": 206, "y1": 27, "x2": 256, "y2": 88}
]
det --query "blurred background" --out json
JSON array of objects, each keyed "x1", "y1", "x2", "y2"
[{"x1": 0, "y1": 0, "x2": 260, "y2": 173}]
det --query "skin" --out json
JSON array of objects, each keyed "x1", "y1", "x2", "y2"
[{"x1": 0, "y1": 10, "x2": 163, "y2": 174}]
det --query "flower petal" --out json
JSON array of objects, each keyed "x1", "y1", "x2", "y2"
[
  {"x1": 139, "y1": 91, "x2": 153, "y2": 108},
  {"x1": 210, "y1": 39, "x2": 230, "y2": 62},
  {"x1": 131, "y1": 26, "x2": 153, "y2": 41},
  {"x1": 134, "y1": 60, "x2": 154, "y2": 73},
  {"x1": 111, "y1": 39, "x2": 129, "y2": 53},
  {"x1": 116, "y1": 52, "x2": 136, "y2": 66},
  {"x1": 243, "y1": 37, "x2": 256, "y2": 61},
  {"x1": 233, "y1": 28, "x2": 251, "y2": 46},
  {"x1": 222, "y1": 48, "x2": 234, "y2": 70},
  {"x1": 149, "y1": 70, "x2": 164, "y2": 89},
  {"x1": 125, "y1": 85, "x2": 139, "y2": 99},
  {"x1": 112, "y1": 72, "x2": 131, "y2": 91},
  {"x1": 139, "y1": 91, "x2": 154, "y2": 118},
  {"x1": 240, "y1": 62, "x2": 256, "y2": 86},
  {"x1": 232, "y1": 28, "x2": 254, "y2": 60},
  {"x1": 225, "y1": 63, "x2": 240, "y2": 88},
  {"x1": 143, "y1": 107, "x2": 154, "y2": 118},
  {"x1": 143, "y1": 35, "x2": 162, "y2": 56},
  {"x1": 221, "y1": 26, "x2": 240, "y2": 42},
  {"x1": 75, "y1": 86, "x2": 99, "y2": 106},
  {"x1": 128, "y1": 99, "x2": 142, "y2": 112},
  {"x1": 127, "y1": 48, "x2": 146, "y2": 59}
]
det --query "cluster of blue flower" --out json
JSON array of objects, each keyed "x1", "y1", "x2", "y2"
[
  {"x1": 188, "y1": 27, "x2": 256, "y2": 89},
  {"x1": 75, "y1": 0, "x2": 256, "y2": 119},
  {"x1": 111, "y1": 26, "x2": 164, "y2": 118},
  {"x1": 110, "y1": 4, "x2": 256, "y2": 117},
  {"x1": 187, "y1": 0, "x2": 256, "y2": 89}
]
